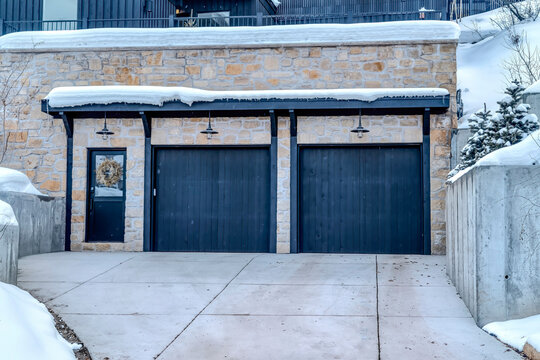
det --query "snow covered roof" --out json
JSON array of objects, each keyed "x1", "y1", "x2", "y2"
[
  {"x1": 44, "y1": 86, "x2": 450, "y2": 108},
  {"x1": 524, "y1": 80, "x2": 540, "y2": 94},
  {"x1": 0, "y1": 21, "x2": 460, "y2": 51}
]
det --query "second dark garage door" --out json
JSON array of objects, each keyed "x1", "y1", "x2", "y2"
[
  {"x1": 299, "y1": 145, "x2": 423, "y2": 254},
  {"x1": 153, "y1": 147, "x2": 270, "y2": 252}
]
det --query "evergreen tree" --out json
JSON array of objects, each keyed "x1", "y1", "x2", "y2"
[
  {"x1": 448, "y1": 81, "x2": 539, "y2": 178},
  {"x1": 488, "y1": 80, "x2": 539, "y2": 151},
  {"x1": 460, "y1": 103, "x2": 491, "y2": 168}
]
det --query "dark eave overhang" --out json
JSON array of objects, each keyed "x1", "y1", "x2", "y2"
[{"x1": 41, "y1": 95, "x2": 450, "y2": 119}]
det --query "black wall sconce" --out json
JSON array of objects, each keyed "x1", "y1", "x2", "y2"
[
  {"x1": 200, "y1": 112, "x2": 218, "y2": 140},
  {"x1": 351, "y1": 109, "x2": 370, "y2": 138},
  {"x1": 96, "y1": 113, "x2": 114, "y2": 140}
]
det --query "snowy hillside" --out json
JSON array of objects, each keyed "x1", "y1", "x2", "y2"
[
  {"x1": 0, "y1": 283, "x2": 79, "y2": 360},
  {"x1": 458, "y1": 8, "x2": 540, "y2": 122}
]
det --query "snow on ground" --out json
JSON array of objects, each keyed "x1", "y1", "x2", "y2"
[
  {"x1": 525, "y1": 79, "x2": 540, "y2": 94},
  {"x1": 483, "y1": 314, "x2": 540, "y2": 351},
  {"x1": 475, "y1": 129, "x2": 540, "y2": 166},
  {"x1": 458, "y1": 7, "x2": 503, "y2": 43},
  {"x1": 448, "y1": 130, "x2": 540, "y2": 182},
  {"x1": 0, "y1": 21, "x2": 460, "y2": 50},
  {"x1": 44, "y1": 86, "x2": 450, "y2": 108},
  {"x1": 0, "y1": 282, "x2": 78, "y2": 360},
  {"x1": 0, "y1": 167, "x2": 42, "y2": 195},
  {"x1": 0, "y1": 199, "x2": 17, "y2": 226},
  {"x1": 528, "y1": 333, "x2": 540, "y2": 352},
  {"x1": 458, "y1": 18, "x2": 540, "y2": 122}
]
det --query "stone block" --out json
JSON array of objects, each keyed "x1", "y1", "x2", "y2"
[
  {"x1": 264, "y1": 57, "x2": 280, "y2": 71},
  {"x1": 363, "y1": 62, "x2": 384, "y2": 72},
  {"x1": 186, "y1": 65, "x2": 201, "y2": 75}
]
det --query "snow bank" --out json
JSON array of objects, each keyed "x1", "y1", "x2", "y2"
[
  {"x1": 0, "y1": 167, "x2": 42, "y2": 195},
  {"x1": 458, "y1": 18, "x2": 540, "y2": 119},
  {"x1": 528, "y1": 333, "x2": 540, "y2": 352},
  {"x1": 0, "y1": 199, "x2": 17, "y2": 226},
  {"x1": 476, "y1": 130, "x2": 540, "y2": 166},
  {"x1": 525, "y1": 79, "x2": 540, "y2": 94},
  {"x1": 0, "y1": 282, "x2": 77, "y2": 360},
  {"x1": 0, "y1": 21, "x2": 460, "y2": 50},
  {"x1": 483, "y1": 314, "x2": 540, "y2": 351},
  {"x1": 44, "y1": 85, "x2": 450, "y2": 108},
  {"x1": 458, "y1": 7, "x2": 502, "y2": 43},
  {"x1": 447, "y1": 130, "x2": 540, "y2": 183}
]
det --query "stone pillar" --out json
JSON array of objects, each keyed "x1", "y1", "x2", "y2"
[{"x1": 276, "y1": 117, "x2": 291, "y2": 253}]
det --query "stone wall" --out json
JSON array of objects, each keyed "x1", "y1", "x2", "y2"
[{"x1": 0, "y1": 41, "x2": 457, "y2": 253}]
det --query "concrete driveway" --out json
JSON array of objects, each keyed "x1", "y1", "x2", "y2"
[{"x1": 17, "y1": 253, "x2": 520, "y2": 360}]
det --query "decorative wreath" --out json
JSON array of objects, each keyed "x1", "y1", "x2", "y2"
[{"x1": 96, "y1": 158, "x2": 123, "y2": 188}]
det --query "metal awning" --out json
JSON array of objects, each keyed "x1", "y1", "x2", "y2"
[{"x1": 42, "y1": 95, "x2": 450, "y2": 119}]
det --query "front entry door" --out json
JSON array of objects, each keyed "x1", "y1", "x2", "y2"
[{"x1": 86, "y1": 150, "x2": 126, "y2": 242}]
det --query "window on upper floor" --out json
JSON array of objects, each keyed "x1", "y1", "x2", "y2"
[
  {"x1": 198, "y1": 11, "x2": 230, "y2": 26},
  {"x1": 42, "y1": 0, "x2": 78, "y2": 30}
]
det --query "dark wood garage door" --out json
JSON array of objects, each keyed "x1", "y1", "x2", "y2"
[
  {"x1": 299, "y1": 145, "x2": 423, "y2": 254},
  {"x1": 153, "y1": 147, "x2": 271, "y2": 252}
]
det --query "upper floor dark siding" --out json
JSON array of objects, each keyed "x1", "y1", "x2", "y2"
[
  {"x1": 1, "y1": 0, "x2": 174, "y2": 22},
  {"x1": 0, "y1": 0, "x2": 42, "y2": 22},
  {"x1": 78, "y1": 0, "x2": 174, "y2": 20}
]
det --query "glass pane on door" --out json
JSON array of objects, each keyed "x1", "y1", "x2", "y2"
[{"x1": 94, "y1": 154, "x2": 125, "y2": 197}]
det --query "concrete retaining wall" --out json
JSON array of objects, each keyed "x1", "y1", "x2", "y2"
[
  {"x1": 0, "y1": 221, "x2": 19, "y2": 284},
  {"x1": 524, "y1": 93, "x2": 540, "y2": 119},
  {"x1": 0, "y1": 192, "x2": 65, "y2": 258},
  {"x1": 450, "y1": 128, "x2": 471, "y2": 169},
  {"x1": 446, "y1": 165, "x2": 540, "y2": 326}
]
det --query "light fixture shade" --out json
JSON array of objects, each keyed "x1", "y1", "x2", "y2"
[
  {"x1": 96, "y1": 115, "x2": 114, "y2": 140},
  {"x1": 201, "y1": 112, "x2": 218, "y2": 139},
  {"x1": 351, "y1": 110, "x2": 369, "y2": 138}
]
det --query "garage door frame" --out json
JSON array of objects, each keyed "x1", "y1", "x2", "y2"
[
  {"x1": 296, "y1": 143, "x2": 426, "y2": 254},
  {"x1": 149, "y1": 144, "x2": 277, "y2": 252}
]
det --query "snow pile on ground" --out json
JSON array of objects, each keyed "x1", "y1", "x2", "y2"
[
  {"x1": 525, "y1": 79, "x2": 540, "y2": 94},
  {"x1": 0, "y1": 199, "x2": 17, "y2": 226},
  {"x1": 0, "y1": 282, "x2": 79, "y2": 360},
  {"x1": 0, "y1": 167, "x2": 42, "y2": 195},
  {"x1": 530, "y1": 333, "x2": 540, "y2": 349},
  {"x1": 44, "y1": 86, "x2": 450, "y2": 108},
  {"x1": 483, "y1": 314, "x2": 540, "y2": 351},
  {"x1": 458, "y1": 7, "x2": 504, "y2": 43},
  {"x1": 475, "y1": 129, "x2": 540, "y2": 165},
  {"x1": 448, "y1": 130, "x2": 540, "y2": 182},
  {"x1": 0, "y1": 21, "x2": 460, "y2": 50},
  {"x1": 457, "y1": 14, "x2": 540, "y2": 122}
]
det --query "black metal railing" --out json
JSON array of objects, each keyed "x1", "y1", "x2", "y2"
[
  {"x1": 448, "y1": 0, "x2": 522, "y2": 20},
  {"x1": 0, "y1": 11, "x2": 449, "y2": 36}
]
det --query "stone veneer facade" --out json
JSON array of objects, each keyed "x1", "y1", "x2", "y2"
[{"x1": 0, "y1": 41, "x2": 456, "y2": 254}]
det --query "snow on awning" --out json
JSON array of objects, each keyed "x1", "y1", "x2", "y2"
[
  {"x1": 44, "y1": 86, "x2": 450, "y2": 108},
  {"x1": 0, "y1": 21, "x2": 460, "y2": 51}
]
